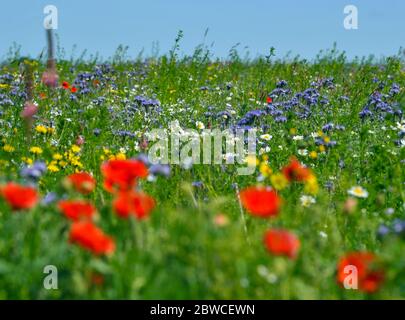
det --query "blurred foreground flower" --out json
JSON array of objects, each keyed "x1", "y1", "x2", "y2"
[
  {"x1": 69, "y1": 221, "x2": 115, "y2": 256},
  {"x1": 64, "y1": 172, "x2": 96, "y2": 195},
  {"x1": 239, "y1": 186, "x2": 281, "y2": 218},
  {"x1": 20, "y1": 161, "x2": 47, "y2": 181},
  {"x1": 263, "y1": 229, "x2": 300, "y2": 259},
  {"x1": 113, "y1": 191, "x2": 155, "y2": 220},
  {"x1": 58, "y1": 200, "x2": 96, "y2": 221},
  {"x1": 21, "y1": 101, "x2": 38, "y2": 119},
  {"x1": 343, "y1": 197, "x2": 358, "y2": 214},
  {"x1": 337, "y1": 252, "x2": 384, "y2": 293},
  {"x1": 213, "y1": 213, "x2": 229, "y2": 227},
  {"x1": 41, "y1": 68, "x2": 59, "y2": 88},
  {"x1": 0, "y1": 182, "x2": 38, "y2": 210},
  {"x1": 101, "y1": 159, "x2": 148, "y2": 193}
]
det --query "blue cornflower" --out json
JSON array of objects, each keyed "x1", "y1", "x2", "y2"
[
  {"x1": 149, "y1": 164, "x2": 171, "y2": 177},
  {"x1": 21, "y1": 161, "x2": 47, "y2": 180}
]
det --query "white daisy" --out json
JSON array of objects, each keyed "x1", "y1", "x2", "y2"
[
  {"x1": 259, "y1": 146, "x2": 271, "y2": 155},
  {"x1": 292, "y1": 135, "x2": 304, "y2": 141},
  {"x1": 298, "y1": 149, "x2": 308, "y2": 156},
  {"x1": 195, "y1": 121, "x2": 205, "y2": 130},
  {"x1": 260, "y1": 134, "x2": 273, "y2": 141},
  {"x1": 347, "y1": 186, "x2": 369, "y2": 198},
  {"x1": 300, "y1": 195, "x2": 316, "y2": 207}
]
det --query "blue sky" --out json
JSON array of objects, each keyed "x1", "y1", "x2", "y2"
[{"x1": 0, "y1": 0, "x2": 404, "y2": 60}]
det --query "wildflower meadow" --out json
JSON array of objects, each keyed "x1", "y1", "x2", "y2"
[{"x1": 0, "y1": 34, "x2": 404, "y2": 299}]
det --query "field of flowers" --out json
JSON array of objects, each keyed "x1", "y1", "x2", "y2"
[{"x1": 0, "y1": 46, "x2": 404, "y2": 299}]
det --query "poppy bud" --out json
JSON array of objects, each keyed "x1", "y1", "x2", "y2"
[
  {"x1": 76, "y1": 135, "x2": 85, "y2": 146},
  {"x1": 343, "y1": 197, "x2": 358, "y2": 214},
  {"x1": 21, "y1": 101, "x2": 38, "y2": 119},
  {"x1": 41, "y1": 69, "x2": 59, "y2": 88}
]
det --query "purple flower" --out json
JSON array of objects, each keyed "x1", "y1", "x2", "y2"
[
  {"x1": 41, "y1": 192, "x2": 57, "y2": 205},
  {"x1": 21, "y1": 161, "x2": 47, "y2": 180},
  {"x1": 137, "y1": 153, "x2": 151, "y2": 166},
  {"x1": 276, "y1": 80, "x2": 288, "y2": 88},
  {"x1": 377, "y1": 225, "x2": 390, "y2": 237},
  {"x1": 322, "y1": 123, "x2": 334, "y2": 132},
  {"x1": 389, "y1": 83, "x2": 400, "y2": 96},
  {"x1": 149, "y1": 164, "x2": 171, "y2": 177},
  {"x1": 192, "y1": 181, "x2": 204, "y2": 188}
]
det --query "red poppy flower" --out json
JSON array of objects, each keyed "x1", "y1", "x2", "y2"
[
  {"x1": 62, "y1": 81, "x2": 70, "y2": 89},
  {"x1": 65, "y1": 172, "x2": 96, "y2": 195},
  {"x1": 69, "y1": 221, "x2": 115, "y2": 256},
  {"x1": 70, "y1": 86, "x2": 77, "y2": 93},
  {"x1": 282, "y1": 157, "x2": 312, "y2": 182},
  {"x1": 113, "y1": 191, "x2": 155, "y2": 220},
  {"x1": 264, "y1": 229, "x2": 300, "y2": 259},
  {"x1": 58, "y1": 200, "x2": 96, "y2": 221},
  {"x1": 101, "y1": 159, "x2": 148, "y2": 193},
  {"x1": 337, "y1": 252, "x2": 384, "y2": 293},
  {"x1": 266, "y1": 96, "x2": 272, "y2": 104},
  {"x1": 239, "y1": 186, "x2": 281, "y2": 218},
  {"x1": 1, "y1": 182, "x2": 38, "y2": 210}
]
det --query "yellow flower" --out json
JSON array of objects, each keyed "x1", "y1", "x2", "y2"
[
  {"x1": 115, "y1": 152, "x2": 126, "y2": 160},
  {"x1": 270, "y1": 173, "x2": 289, "y2": 191},
  {"x1": 309, "y1": 151, "x2": 318, "y2": 159},
  {"x1": 53, "y1": 153, "x2": 63, "y2": 160},
  {"x1": 47, "y1": 127, "x2": 55, "y2": 134},
  {"x1": 317, "y1": 130, "x2": 324, "y2": 137},
  {"x1": 289, "y1": 128, "x2": 297, "y2": 135},
  {"x1": 22, "y1": 157, "x2": 33, "y2": 165},
  {"x1": 103, "y1": 147, "x2": 111, "y2": 155},
  {"x1": 323, "y1": 136, "x2": 331, "y2": 143},
  {"x1": 319, "y1": 145, "x2": 326, "y2": 153},
  {"x1": 35, "y1": 125, "x2": 48, "y2": 134},
  {"x1": 47, "y1": 164, "x2": 60, "y2": 172},
  {"x1": 259, "y1": 162, "x2": 272, "y2": 177},
  {"x1": 30, "y1": 146, "x2": 43, "y2": 154},
  {"x1": 0, "y1": 84, "x2": 9, "y2": 89},
  {"x1": 3, "y1": 144, "x2": 15, "y2": 152},
  {"x1": 304, "y1": 175, "x2": 319, "y2": 195},
  {"x1": 59, "y1": 160, "x2": 68, "y2": 167},
  {"x1": 71, "y1": 145, "x2": 81, "y2": 153}
]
